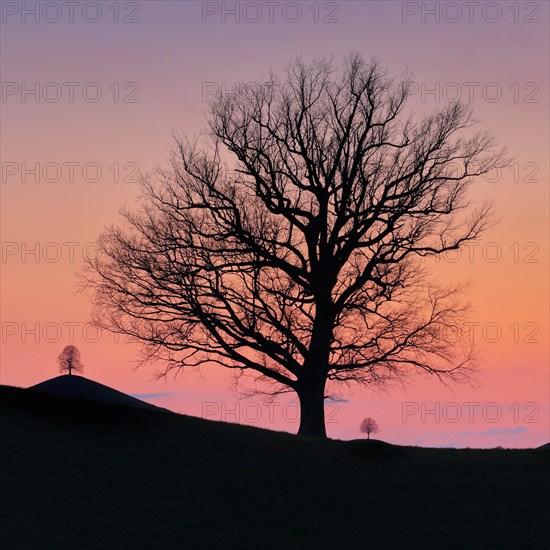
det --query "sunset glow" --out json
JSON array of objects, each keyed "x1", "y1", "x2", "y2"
[{"x1": 1, "y1": 1, "x2": 548, "y2": 448}]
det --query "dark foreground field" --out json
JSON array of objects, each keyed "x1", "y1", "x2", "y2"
[{"x1": 1, "y1": 385, "x2": 548, "y2": 549}]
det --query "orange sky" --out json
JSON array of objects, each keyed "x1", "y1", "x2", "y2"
[{"x1": 1, "y1": 1, "x2": 548, "y2": 447}]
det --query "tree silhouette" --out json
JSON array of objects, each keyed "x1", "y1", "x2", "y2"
[
  {"x1": 57, "y1": 345, "x2": 84, "y2": 376},
  {"x1": 360, "y1": 417, "x2": 380, "y2": 439},
  {"x1": 83, "y1": 53, "x2": 506, "y2": 437}
]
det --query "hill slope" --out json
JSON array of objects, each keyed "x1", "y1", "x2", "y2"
[
  {"x1": 29, "y1": 374, "x2": 161, "y2": 410},
  {"x1": 1, "y1": 385, "x2": 549, "y2": 549}
]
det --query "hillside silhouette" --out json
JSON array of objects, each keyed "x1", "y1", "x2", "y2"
[
  {"x1": 29, "y1": 374, "x2": 161, "y2": 411},
  {"x1": 1, "y1": 385, "x2": 549, "y2": 549}
]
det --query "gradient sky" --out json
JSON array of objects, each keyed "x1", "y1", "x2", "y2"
[{"x1": 1, "y1": 0, "x2": 548, "y2": 447}]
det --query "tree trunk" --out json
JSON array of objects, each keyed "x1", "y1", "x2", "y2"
[
  {"x1": 298, "y1": 289, "x2": 333, "y2": 437},
  {"x1": 297, "y1": 373, "x2": 327, "y2": 437}
]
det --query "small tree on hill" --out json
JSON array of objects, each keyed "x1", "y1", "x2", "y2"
[
  {"x1": 360, "y1": 417, "x2": 380, "y2": 439},
  {"x1": 57, "y1": 345, "x2": 84, "y2": 376}
]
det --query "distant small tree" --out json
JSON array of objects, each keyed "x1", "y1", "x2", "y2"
[
  {"x1": 57, "y1": 345, "x2": 84, "y2": 376},
  {"x1": 360, "y1": 417, "x2": 380, "y2": 439}
]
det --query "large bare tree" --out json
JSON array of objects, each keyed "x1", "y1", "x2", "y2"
[{"x1": 84, "y1": 53, "x2": 506, "y2": 436}]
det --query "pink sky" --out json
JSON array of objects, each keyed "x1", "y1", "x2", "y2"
[{"x1": 1, "y1": 1, "x2": 548, "y2": 447}]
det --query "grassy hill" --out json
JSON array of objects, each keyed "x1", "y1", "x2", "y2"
[
  {"x1": 29, "y1": 374, "x2": 162, "y2": 410},
  {"x1": 1, "y1": 385, "x2": 549, "y2": 549}
]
